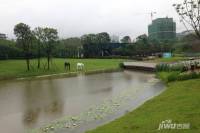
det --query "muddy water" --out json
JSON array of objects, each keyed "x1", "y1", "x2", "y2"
[{"x1": 0, "y1": 71, "x2": 165, "y2": 133}]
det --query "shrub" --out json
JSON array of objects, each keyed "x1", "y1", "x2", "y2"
[
  {"x1": 167, "y1": 72, "x2": 181, "y2": 82},
  {"x1": 156, "y1": 63, "x2": 170, "y2": 72},
  {"x1": 119, "y1": 63, "x2": 124, "y2": 69},
  {"x1": 156, "y1": 63, "x2": 185, "y2": 72},
  {"x1": 177, "y1": 72, "x2": 200, "y2": 81},
  {"x1": 170, "y1": 64, "x2": 185, "y2": 72}
]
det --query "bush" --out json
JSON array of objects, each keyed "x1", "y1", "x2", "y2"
[
  {"x1": 170, "y1": 64, "x2": 185, "y2": 72},
  {"x1": 119, "y1": 63, "x2": 124, "y2": 69},
  {"x1": 158, "y1": 71, "x2": 200, "y2": 82},
  {"x1": 167, "y1": 71, "x2": 181, "y2": 82},
  {"x1": 177, "y1": 72, "x2": 200, "y2": 81},
  {"x1": 156, "y1": 63, "x2": 170, "y2": 72},
  {"x1": 156, "y1": 63, "x2": 185, "y2": 72}
]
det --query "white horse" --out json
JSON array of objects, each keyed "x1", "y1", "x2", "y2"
[{"x1": 77, "y1": 63, "x2": 85, "y2": 71}]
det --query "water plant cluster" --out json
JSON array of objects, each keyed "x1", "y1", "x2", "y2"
[
  {"x1": 156, "y1": 60, "x2": 200, "y2": 82},
  {"x1": 28, "y1": 83, "x2": 152, "y2": 133},
  {"x1": 156, "y1": 60, "x2": 200, "y2": 72}
]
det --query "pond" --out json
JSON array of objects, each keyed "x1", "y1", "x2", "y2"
[{"x1": 0, "y1": 70, "x2": 165, "y2": 133}]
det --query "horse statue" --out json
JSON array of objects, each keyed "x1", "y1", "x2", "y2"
[
  {"x1": 77, "y1": 63, "x2": 84, "y2": 71},
  {"x1": 64, "y1": 62, "x2": 70, "y2": 71}
]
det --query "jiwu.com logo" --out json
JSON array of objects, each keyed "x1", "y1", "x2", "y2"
[{"x1": 158, "y1": 120, "x2": 190, "y2": 130}]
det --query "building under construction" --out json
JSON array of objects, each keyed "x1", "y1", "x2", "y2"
[{"x1": 148, "y1": 17, "x2": 176, "y2": 41}]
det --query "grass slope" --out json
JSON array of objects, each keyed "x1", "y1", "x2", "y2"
[
  {"x1": 87, "y1": 79, "x2": 200, "y2": 133},
  {"x1": 0, "y1": 59, "x2": 123, "y2": 79}
]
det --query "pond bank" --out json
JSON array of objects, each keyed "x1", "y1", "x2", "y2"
[
  {"x1": 0, "y1": 59, "x2": 124, "y2": 81},
  {"x1": 15, "y1": 68, "x2": 122, "y2": 81},
  {"x1": 86, "y1": 78, "x2": 200, "y2": 133}
]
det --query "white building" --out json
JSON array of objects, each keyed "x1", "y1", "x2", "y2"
[{"x1": 0, "y1": 33, "x2": 7, "y2": 39}]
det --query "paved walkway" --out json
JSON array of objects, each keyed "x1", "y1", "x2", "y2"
[{"x1": 123, "y1": 62, "x2": 157, "y2": 70}]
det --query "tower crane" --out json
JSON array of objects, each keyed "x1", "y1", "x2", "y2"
[{"x1": 149, "y1": 12, "x2": 157, "y2": 22}]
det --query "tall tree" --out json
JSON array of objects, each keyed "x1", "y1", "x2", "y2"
[
  {"x1": 96, "y1": 32, "x2": 110, "y2": 56},
  {"x1": 14, "y1": 23, "x2": 33, "y2": 71},
  {"x1": 43, "y1": 28, "x2": 58, "y2": 70},
  {"x1": 81, "y1": 34, "x2": 98, "y2": 57},
  {"x1": 61, "y1": 37, "x2": 82, "y2": 58},
  {"x1": 33, "y1": 27, "x2": 44, "y2": 69},
  {"x1": 173, "y1": 0, "x2": 200, "y2": 39},
  {"x1": 121, "y1": 36, "x2": 131, "y2": 43}
]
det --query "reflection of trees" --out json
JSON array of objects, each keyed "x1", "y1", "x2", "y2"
[
  {"x1": 22, "y1": 79, "x2": 63, "y2": 127},
  {"x1": 44, "y1": 79, "x2": 63, "y2": 114},
  {"x1": 124, "y1": 71, "x2": 150, "y2": 83}
]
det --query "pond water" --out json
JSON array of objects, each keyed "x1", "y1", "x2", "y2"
[{"x1": 0, "y1": 71, "x2": 165, "y2": 133}]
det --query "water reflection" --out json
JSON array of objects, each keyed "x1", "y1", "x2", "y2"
[
  {"x1": 22, "y1": 79, "x2": 64, "y2": 127},
  {"x1": 0, "y1": 71, "x2": 164, "y2": 133},
  {"x1": 88, "y1": 87, "x2": 113, "y2": 94}
]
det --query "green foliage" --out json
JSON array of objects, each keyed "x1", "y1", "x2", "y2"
[
  {"x1": 113, "y1": 38, "x2": 176, "y2": 57},
  {"x1": 81, "y1": 32, "x2": 111, "y2": 58},
  {"x1": 167, "y1": 71, "x2": 181, "y2": 82},
  {"x1": 157, "y1": 71, "x2": 181, "y2": 82},
  {"x1": 0, "y1": 39, "x2": 22, "y2": 59},
  {"x1": 119, "y1": 63, "x2": 124, "y2": 69},
  {"x1": 154, "y1": 57, "x2": 186, "y2": 63},
  {"x1": 120, "y1": 36, "x2": 131, "y2": 43},
  {"x1": 177, "y1": 72, "x2": 200, "y2": 81},
  {"x1": 58, "y1": 37, "x2": 82, "y2": 58},
  {"x1": 41, "y1": 27, "x2": 59, "y2": 70},
  {"x1": 156, "y1": 63, "x2": 170, "y2": 71},
  {"x1": 14, "y1": 23, "x2": 33, "y2": 70},
  {"x1": 158, "y1": 71, "x2": 200, "y2": 82},
  {"x1": 156, "y1": 63, "x2": 185, "y2": 72}
]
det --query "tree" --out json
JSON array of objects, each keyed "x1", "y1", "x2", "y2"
[
  {"x1": 121, "y1": 36, "x2": 131, "y2": 43},
  {"x1": 61, "y1": 37, "x2": 82, "y2": 58},
  {"x1": 81, "y1": 34, "x2": 98, "y2": 57},
  {"x1": 43, "y1": 28, "x2": 58, "y2": 70},
  {"x1": 33, "y1": 27, "x2": 44, "y2": 69},
  {"x1": 173, "y1": 0, "x2": 200, "y2": 39},
  {"x1": 81, "y1": 33, "x2": 111, "y2": 57},
  {"x1": 0, "y1": 39, "x2": 22, "y2": 59},
  {"x1": 14, "y1": 23, "x2": 33, "y2": 71},
  {"x1": 96, "y1": 32, "x2": 111, "y2": 56},
  {"x1": 135, "y1": 36, "x2": 150, "y2": 57}
]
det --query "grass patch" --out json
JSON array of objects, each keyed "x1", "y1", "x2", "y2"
[
  {"x1": 87, "y1": 79, "x2": 200, "y2": 133},
  {"x1": 0, "y1": 58, "x2": 124, "y2": 80},
  {"x1": 157, "y1": 71, "x2": 181, "y2": 83},
  {"x1": 157, "y1": 71, "x2": 200, "y2": 83},
  {"x1": 153, "y1": 57, "x2": 186, "y2": 63}
]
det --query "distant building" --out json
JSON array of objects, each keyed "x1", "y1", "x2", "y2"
[
  {"x1": 148, "y1": 17, "x2": 176, "y2": 41},
  {"x1": 0, "y1": 33, "x2": 7, "y2": 39},
  {"x1": 111, "y1": 35, "x2": 119, "y2": 43}
]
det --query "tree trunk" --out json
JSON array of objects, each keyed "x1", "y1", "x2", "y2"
[
  {"x1": 47, "y1": 54, "x2": 50, "y2": 70},
  {"x1": 37, "y1": 46, "x2": 41, "y2": 69},
  {"x1": 25, "y1": 51, "x2": 30, "y2": 71},
  {"x1": 38, "y1": 57, "x2": 40, "y2": 69},
  {"x1": 26, "y1": 58, "x2": 30, "y2": 71}
]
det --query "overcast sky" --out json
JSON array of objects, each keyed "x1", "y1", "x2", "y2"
[{"x1": 0, "y1": 0, "x2": 185, "y2": 39}]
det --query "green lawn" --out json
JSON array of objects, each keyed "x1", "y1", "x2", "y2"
[
  {"x1": 87, "y1": 79, "x2": 200, "y2": 133},
  {"x1": 152, "y1": 57, "x2": 187, "y2": 63},
  {"x1": 0, "y1": 58, "x2": 123, "y2": 80}
]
